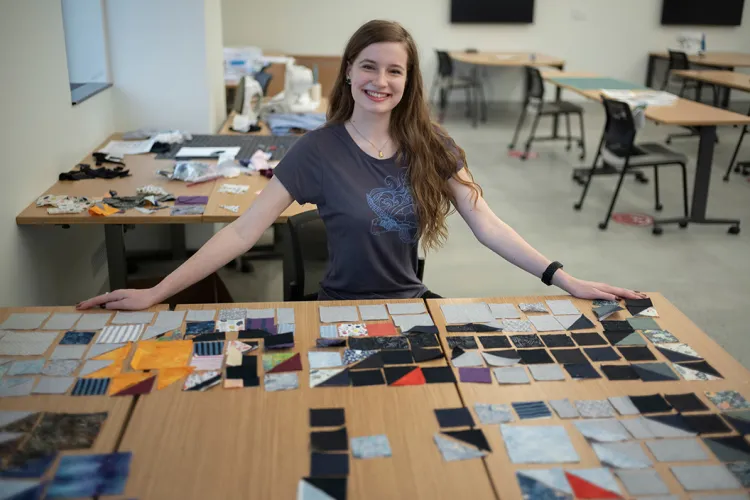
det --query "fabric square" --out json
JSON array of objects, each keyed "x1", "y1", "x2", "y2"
[
  {"x1": 674, "y1": 361, "x2": 722, "y2": 381},
  {"x1": 584, "y1": 346, "x2": 620, "y2": 362},
  {"x1": 422, "y1": 366, "x2": 456, "y2": 384},
  {"x1": 519, "y1": 302, "x2": 547, "y2": 313},
  {"x1": 706, "y1": 391, "x2": 750, "y2": 410},
  {"x1": 0, "y1": 377, "x2": 34, "y2": 397},
  {"x1": 343, "y1": 349, "x2": 381, "y2": 368},
  {"x1": 632, "y1": 362, "x2": 679, "y2": 381},
  {"x1": 42, "y1": 359, "x2": 80, "y2": 376},
  {"x1": 499, "y1": 319, "x2": 533, "y2": 332},
  {"x1": 47, "y1": 452, "x2": 131, "y2": 497},
  {"x1": 309, "y1": 368, "x2": 349, "y2": 388},
  {"x1": 549, "y1": 399, "x2": 579, "y2": 419},
  {"x1": 319, "y1": 306, "x2": 359, "y2": 323},
  {"x1": 171, "y1": 205, "x2": 205, "y2": 216},
  {"x1": 96, "y1": 324, "x2": 144, "y2": 343},
  {"x1": 362, "y1": 322, "x2": 396, "y2": 337},
  {"x1": 546, "y1": 300, "x2": 579, "y2": 315},
  {"x1": 510, "y1": 334, "x2": 543, "y2": 348},
  {"x1": 275, "y1": 323, "x2": 295, "y2": 334},
  {"x1": 664, "y1": 393, "x2": 708, "y2": 413},
  {"x1": 42, "y1": 313, "x2": 81, "y2": 330},
  {"x1": 657, "y1": 343, "x2": 702, "y2": 362},
  {"x1": 447, "y1": 323, "x2": 502, "y2": 333},
  {"x1": 727, "y1": 462, "x2": 750, "y2": 488},
  {"x1": 190, "y1": 355, "x2": 223, "y2": 371},
  {"x1": 406, "y1": 332, "x2": 438, "y2": 348},
  {"x1": 358, "y1": 304, "x2": 389, "y2": 321},
  {"x1": 564, "y1": 362, "x2": 600, "y2": 380},
  {"x1": 592, "y1": 441, "x2": 653, "y2": 469},
  {"x1": 593, "y1": 303, "x2": 623, "y2": 320},
  {"x1": 193, "y1": 341, "x2": 224, "y2": 357},
  {"x1": 516, "y1": 469, "x2": 574, "y2": 499},
  {"x1": 351, "y1": 434, "x2": 391, "y2": 459},
  {"x1": 276, "y1": 308, "x2": 295, "y2": 324},
  {"x1": 380, "y1": 350, "x2": 413, "y2": 365},
  {"x1": 0, "y1": 313, "x2": 49, "y2": 330},
  {"x1": 50, "y1": 345, "x2": 86, "y2": 360},
  {"x1": 310, "y1": 408, "x2": 345, "y2": 427},
  {"x1": 575, "y1": 399, "x2": 617, "y2": 418},
  {"x1": 608, "y1": 396, "x2": 640, "y2": 416},
  {"x1": 337, "y1": 323, "x2": 367, "y2": 337},
  {"x1": 370, "y1": 336, "x2": 409, "y2": 350},
  {"x1": 474, "y1": 403, "x2": 514, "y2": 424},
  {"x1": 704, "y1": 436, "x2": 750, "y2": 462},
  {"x1": 310, "y1": 452, "x2": 349, "y2": 477},
  {"x1": 391, "y1": 313, "x2": 434, "y2": 332},
  {"x1": 628, "y1": 317, "x2": 660, "y2": 330},
  {"x1": 264, "y1": 373, "x2": 298, "y2": 392},
  {"x1": 298, "y1": 477, "x2": 347, "y2": 500},
  {"x1": 383, "y1": 366, "x2": 424, "y2": 385},
  {"x1": 541, "y1": 334, "x2": 575, "y2": 348},
  {"x1": 111, "y1": 311, "x2": 154, "y2": 325},
  {"x1": 477, "y1": 336, "x2": 511, "y2": 349},
  {"x1": 671, "y1": 465, "x2": 742, "y2": 491},
  {"x1": 264, "y1": 332, "x2": 294, "y2": 350},
  {"x1": 433, "y1": 433, "x2": 487, "y2": 461},
  {"x1": 645, "y1": 414, "x2": 697, "y2": 438},
  {"x1": 78, "y1": 360, "x2": 113, "y2": 378},
  {"x1": 565, "y1": 468, "x2": 622, "y2": 498},
  {"x1": 481, "y1": 350, "x2": 520, "y2": 366},
  {"x1": 489, "y1": 303, "x2": 521, "y2": 319},
  {"x1": 60, "y1": 331, "x2": 95, "y2": 345},
  {"x1": 575, "y1": 418, "x2": 632, "y2": 442},
  {"x1": 440, "y1": 303, "x2": 493, "y2": 324},
  {"x1": 512, "y1": 401, "x2": 552, "y2": 420},
  {"x1": 307, "y1": 351, "x2": 343, "y2": 369},
  {"x1": 386, "y1": 303, "x2": 425, "y2": 315},
  {"x1": 459, "y1": 367, "x2": 492, "y2": 383},
  {"x1": 74, "y1": 313, "x2": 112, "y2": 331},
  {"x1": 647, "y1": 438, "x2": 711, "y2": 462},
  {"x1": 518, "y1": 348, "x2": 553, "y2": 365},
  {"x1": 556, "y1": 313, "x2": 596, "y2": 331},
  {"x1": 615, "y1": 469, "x2": 669, "y2": 496},
  {"x1": 572, "y1": 332, "x2": 607, "y2": 346},
  {"x1": 601, "y1": 364, "x2": 640, "y2": 380},
  {"x1": 319, "y1": 325, "x2": 338, "y2": 339},
  {"x1": 0, "y1": 332, "x2": 58, "y2": 356},
  {"x1": 452, "y1": 350, "x2": 486, "y2": 370},
  {"x1": 349, "y1": 369, "x2": 385, "y2": 386},
  {"x1": 7, "y1": 359, "x2": 45, "y2": 376},
  {"x1": 245, "y1": 308, "x2": 275, "y2": 319},
  {"x1": 723, "y1": 411, "x2": 750, "y2": 435},
  {"x1": 246, "y1": 318, "x2": 276, "y2": 334},
  {"x1": 71, "y1": 377, "x2": 110, "y2": 396},
  {"x1": 435, "y1": 407, "x2": 474, "y2": 428},
  {"x1": 411, "y1": 347, "x2": 443, "y2": 362},
  {"x1": 33, "y1": 376, "x2": 75, "y2": 394},
  {"x1": 262, "y1": 352, "x2": 301, "y2": 373},
  {"x1": 183, "y1": 370, "x2": 221, "y2": 391},
  {"x1": 501, "y1": 424, "x2": 578, "y2": 463},
  {"x1": 315, "y1": 338, "x2": 346, "y2": 348},
  {"x1": 528, "y1": 315, "x2": 564, "y2": 332},
  {"x1": 630, "y1": 394, "x2": 672, "y2": 414},
  {"x1": 153, "y1": 311, "x2": 186, "y2": 330},
  {"x1": 402, "y1": 325, "x2": 438, "y2": 335},
  {"x1": 528, "y1": 363, "x2": 565, "y2": 381},
  {"x1": 602, "y1": 320, "x2": 634, "y2": 333},
  {"x1": 216, "y1": 319, "x2": 245, "y2": 333},
  {"x1": 644, "y1": 329, "x2": 679, "y2": 344},
  {"x1": 446, "y1": 336, "x2": 477, "y2": 350},
  {"x1": 217, "y1": 308, "x2": 246, "y2": 322},
  {"x1": 550, "y1": 348, "x2": 587, "y2": 364},
  {"x1": 605, "y1": 332, "x2": 646, "y2": 346},
  {"x1": 618, "y1": 346, "x2": 656, "y2": 361},
  {"x1": 185, "y1": 310, "x2": 215, "y2": 322},
  {"x1": 346, "y1": 337, "x2": 380, "y2": 351}
]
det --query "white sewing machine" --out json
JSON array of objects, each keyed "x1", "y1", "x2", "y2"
[
  {"x1": 264, "y1": 60, "x2": 322, "y2": 114},
  {"x1": 231, "y1": 75, "x2": 264, "y2": 132}
]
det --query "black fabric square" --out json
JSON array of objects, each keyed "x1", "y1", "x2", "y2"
[
  {"x1": 518, "y1": 349, "x2": 554, "y2": 365},
  {"x1": 264, "y1": 332, "x2": 294, "y2": 349},
  {"x1": 647, "y1": 414, "x2": 693, "y2": 432},
  {"x1": 550, "y1": 348, "x2": 587, "y2": 364},
  {"x1": 310, "y1": 427, "x2": 348, "y2": 451},
  {"x1": 238, "y1": 329, "x2": 270, "y2": 339},
  {"x1": 541, "y1": 334, "x2": 575, "y2": 348},
  {"x1": 664, "y1": 393, "x2": 709, "y2": 413},
  {"x1": 408, "y1": 333, "x2": 439, "y2": 348},
  {"x1": 371, "y1": 336, "x2": 409, "y2": 350},
  {"x1": 404, "y1": 325, "x2": 439, "y2": 335},
  {"x1": 351, "y1": 352, "x2": 383, "y2": 370},
  {"x1": 310, "y1": 452, "x2": 349, "y2": 477},
  {"x1": 310, "y1": 409, "x2": 345, "y2": 427},
  {"x1": 347, "y1": 337, "x2": 379, "y2": 350},
  {"x1": 435, "y1": 408, "x2": 474, "y2": 428},
  {"x1": 446, "y1": 336, "x2": 477, "y2": 349},
  {"x1": 626, "y1": 297, "x2": 653, "y2": 308},
  {"x1": 618, "y1": 346, "x2": 656, "y2": 361},
  {"x1": 584, "y1": 346, "x2": 621, "y2": 362},
  {"x1": 411, "y1": 347, "x2": 443, "y2": 363},
  {"x1": 629, "y1": 394, "x2": 672, "y2": 414},
  {"x1": 193, "y1": 332, "x2": 226, "y2": 342},
  {"x1": 656, "y1": 346, "x2": 703, "y2": 363},
  {"x1": 604, "y1": 332, "x2": 634, "y2": 346},
  {"x1": 572, "y1": 333, "x2": 607, "y2": 346},
  {"x1": 349, "y1": 369, "x2": 385, "y2": 386},
  {"x1": 564, "y1": 362, "x2": 601, "y2": 380},
  {"x1": 380, "y1": 350, "x2": 414, "y2": 365},
  {"x1": 447, "y1": 323, "x2": 500, "y2": 333},
  {"x1": 704, "y1": 436, "x2": 750, "y2": 462},
  {"x1": 602, "y1": 320, "x2": 634, "y2": 333},
  {"x1": 601, "y1": 364, "x2": 640, "y2": 380},
  {"x1": 478, "y1": 336, "x2": 512, "y2": 349},
  {"x1": 422, "y1": 366, "x2": 456, "y2": 384},
  {"x1": 510, "y1": 335, "x2": 544, "y2": 348},
  {"x1": 724, "y1": 414, "x2": 750, "y2": 435},
  {"x1": 677, "y1": 360, "x2": 723, "y2": 378},
  {"x1": 683, "y1": 414, "x2": 732, "y2": 435},
  {"x1": 484, "y1": 349, "x2": 519, "y2": 359}
]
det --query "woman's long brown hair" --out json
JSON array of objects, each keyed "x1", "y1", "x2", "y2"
[{"x1": 327, "y1": 19, "x2": 482, "y2": 251}]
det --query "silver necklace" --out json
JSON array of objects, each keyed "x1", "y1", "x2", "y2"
[{"x1": 349, "y1": 121, "x2": 390, "y2": 158}]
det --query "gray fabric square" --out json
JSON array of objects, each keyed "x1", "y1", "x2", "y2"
[
  {"x1": 609, "y1": 396, "x2": 640, "y2": 416},
  {"x1": 308, "y1": 351, "x2": 343, "y2": 369},
  {"x1": 474, "y1": 403, "x2": 514, "y2": 424},
  {"x1": 392, "y1": 313, "x2": 434, "y2": 331},
  {"x1": 646, "y1": 438, "x2": 711, "y2": 462},
  {"x1": 351, "y1": 434, "x2": 392, "y2": 459},
  {"x1": 186, "y1": 310, "x2": 216, "y2": 321},
  {"x1": 575, "y1": 418, "x2": 632, "y2": 442},
  {"x1": 0, "y1": 332, "x2": 58, "y2": 356},
  {"x1": 86, "y1": 343, "x2": 125, "y2": 359},
  {"x1": 628, "y1": 317, "x2": 661, "y2": 330},
  {"x1": 452, "y1": 351, "x2": 485, "y2": 368},
  {"x1": 245, "y1": 308, "x2": 275, "y2": 319},
  {"x1": 319, "y1": 306, "x2": 359, "y2": 323},
  {"x1": 7, "y1": 359, "x2": 45, "y2": 376},
  {"x1": 79, "y1": 360, "x2": 113, "y2": 377},
  {"x1": 264, "y1": 373, "x2": 298, "y2": 392},
  {"x1": 489, "y1": 303, "x2": 521, "y2": 319},
  {"x1": 50, "y1": 345, "x2": 86, "y2": 360},
  {"x1": 42, "y1": 359, "x2": 80, "y2": 376},
  {"x1": 154, "y1": 311, "x2": 186, "y2": 329},
  {"x1": 440, "y1": 303, "x2": 493, "y2": 324},
  {"x1": 645, "y1": 416, "x2": 697, "y2": 438},
  {"x1": 218, "y1": 308, "x2": 246, "y2": 321},
  {"x1": 493, "y1": 366, "x2": 530, "y2": 384},
  {"x1": 142, "y1": 325, "x2": 173, "y2": 340},
  {"x1": 74, "y1": 313, "x2": 112, "y2": 330},
  {"x1": 481, "y1": 351, "x2": 520, "y2": 366},
  {"x1": 575, "y1": 399, "x2": 617, "y2": 418},
  {"x1": 33, "y1": 376, "x2": 75, "y2": 394},
  {"x1": 0, "y1": 313, "x2": 50, "y2": 330},
  {"x1": 42, "y1": 313, "x2": 82, "y2": 330},
  {"x1": 386, "y1": 303, "x2": 426, "y2": 315},
  {"x1": 111, "y1": 311, "x2": 154, "y2": 324},
  {"x1": 276, "y1": 308, "x2": 295, "y2": 324},
  {"x1": 546, "y1": 300, "x2": 579, "y2": 315},
  {"x1": 357, "y1": 305, "x2": 388, "y2": 321},
  {"x1": 528, "y1": 315, "x2": 565, "y2": 332},
  {"x1": 0, "y1": 377, "x2": 34, "y2": 397},
  {"x1": 671, "y1": 465, "x2": 742, "y2": 491},
  {"x1": 592, "y1": 441, "x2": 653, "y2": 469},
  {"x1": 549, "y1": 399, "x2": 579, "y2": 419},
  {"x1": 615, "y1": 469, "x2": 670, "y2": 496},
  {"x1": 529, "y1": 364, "x2": 565, "y2": 381},
  {"x1": 499, "y1": 319, "x2": 533, "y2": 332},
  {"x1": 519, "y1": 302, "x2": 547, "y2": 313},
  {"x1": 621, "y1": 417, "x2": 655, "y2": 439},
  {"x1": 501, "y1": 424, "x2": 579, "y2": 464}
]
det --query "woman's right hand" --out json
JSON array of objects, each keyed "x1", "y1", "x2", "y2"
[{"x1": 76, "y1": 288, "x2": 158, "y2": 311}]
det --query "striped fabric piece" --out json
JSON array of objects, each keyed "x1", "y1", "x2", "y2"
[
  {"x1": 71, "y1": 377, "x2": 110, "y2": 396},
  {"x1": 194, "y1": 341, "x2": 224, "y2": 357},
  {"x1": 246, "y1": 318, "x2": 277, "y2": 334},
  {"x1": 512, "y1": 401, "x2": 552, "y2": 420},
  {"x1": 96, "y1": 324, "x2": 144, "y2": 344}
]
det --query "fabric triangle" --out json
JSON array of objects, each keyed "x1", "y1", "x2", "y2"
[
  {"x1": 114, "y1": 376, "x2": 155, "y2": 396},
  {"x1": 301, "y1": 477, "x2": 347, "y2": 500},
  {"x1": 92, "y1": 344, "x2": 132, "y2": 362},
  {"x1": 724, "y1": 413, "x2": 750, "y2": 435},
  {"x1": 568, "y1": 315, "x2": 595, "y2": 331},
  {"x1": 517, "y1": 474, "x2": 573, "y2": 500},
  {"x1": 626, "y1": 304, "x2": 649, "y2": 316},
  {"x1": 318, "y1": 369, "x2": 350, "y2": 387},
  {"x1": 565, "y1": 472, "x2": 621, "y2": 499},
  {"x1": 518, "y1": 469, "x2": 573, "y2": 495},
  {"x1": 391, "y1": 367, "x2": 426, "y2": 386},
  {"x1": 384, "y1": 366, "x2": 413, "y2": 385},
  {"x1": 352, "y1": 352, "x2": 383, "y2": 369},
  {"x1": 268, "y1": 353, "x2": 302, "y2": 373},
  {"x1": 411, "y1": 347, "x2": 443, "y2": 362},
  {"x1": 593, "y1": 304, "x2": 621, "y2": 320},
  {"x1": 656, "y1": 346, "x2": 702, "y2": 363},
  {"x1": 677, "y1": 361, "x2": 722, "y2": 378},
  {"x1": 481, "y1": 351, "x2": 519, "y2": 367},
  {"x1": 434, "y1": 434, "x2": 487, "y2": 461},
  {"x1": 632, "y1": 306, "x2": 658, "y2": 317},
  {"x1": 157, "y1": 366, "x2": 195, "y2": 390},
  {"x1": 83, "y1": 360, "x2": 122, "y2": 379},
  {"x1": 108, "y1": 372, "x2": 152, "y2": 395},
  {"x1": 470, "y1": 323, "x2": 501, "y2": 332},
  {"x1": 555, "y1": 315, "x2": 580, "y2": 330},
  {"x1": 451, "y1": 346, "x2": 465, "y2": 359},
  {"x1": 442, "y1": 430, "x2": 491, "y2": 452}
]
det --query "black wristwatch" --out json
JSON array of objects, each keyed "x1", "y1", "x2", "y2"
[{"x1": 542, "y1": 261, "x2": 563, "y2": 286}]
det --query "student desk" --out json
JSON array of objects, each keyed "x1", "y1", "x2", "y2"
[
  {"x1": 117, "y1": 301, "x2": 496, "y2": 500},
  {"x1": 672, "y1": 70, "x2": 750, "y2": 107},
  {"x1": 543, "y1": 71, "x2": 750, "y2": 234},
  {"x1": 426, "y1": 293, "x2": 750, "y2": 499},
  {"x1": 218, "y1": 98, "x2": 329, "y2": 136}
]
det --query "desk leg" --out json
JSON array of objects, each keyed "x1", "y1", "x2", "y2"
[
  {"x1": 645, "y1": 55, "x2": 656, "y2": 88},
  {"x1": 552, "y1": 64, "x2": 564, "y2": 138},
  {"x1": 105, "y1": 225, "x2": 128, "y2": 291}
]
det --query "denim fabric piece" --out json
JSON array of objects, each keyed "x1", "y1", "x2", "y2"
[
  {"x1": 185, "y1": 321, "x2": 215, "y2": 336},
  {"x1": 512, "y1": 401, "x2": 551, "y2": 420},
  {"x1": 433, "y1": 434, "x2": 486, "y2": 461},
  {"x1": 549, "y1": 399, "x2": 579, "y2": 419},
  {"x1": 501, "y1": 425, "x2": 579, "y2": 464},
  {"x1": 615, "y1": 469, "x2": 670, "y2": 496},
  {"x1": 60, "y1": 331, "x2": 95, "y2": 345},
  {"x1": 7, "y1": 359, "x2": 45, "y2": 376},
  {"x1": 308, "y1": 352, "x2": 343, "y2": 369},
  {"x1": 575, "y1": 418, "x2": 632, "y2": 442},
  {"x1": 264, "y1": 373, "x2": 298, "y2": 392},
  {"x1": 42, "y1": 313, "x2": 82, "y2": 330},
  {"x1": 42, "y1": 360, "x2": 80, "y2": 376},
  {"x1": 474, "y1": 403, "x2": 514, "y2": 424},
  {"x1": 351, "y1": 435, "x2": 392, "y2": 459},
  {"x1": 517, "y1": 469, "x2": 573, "y2": 496},
  {"x1": 593, "y1": 442, "x2": 653, "y2": 469}
]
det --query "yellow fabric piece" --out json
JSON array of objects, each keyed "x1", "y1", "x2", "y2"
[
  {"x1": 157, "y1": 366, "x2": 195, "y2": 390},
  {"x1": 109, "y1": 372, "x2": 152, "y2": 395},
  {"x1": 92, "y1": 344, "x2": 132, "y2": 362},
  {"x1": 89, "y1": 203, "x2": 120, "y2": 216},
  {"x1": 224, "y1": 379, "x2": 243, "y2": 389},
  {"x1": 83, "y1": 360, "x2": 123, "y2": 379},
  {"x1": 226, "y1": 344, "x2": 243, "y2": 366},
  {"x1": 130, "y1": 340, "x2": 192, "y2": 370}
]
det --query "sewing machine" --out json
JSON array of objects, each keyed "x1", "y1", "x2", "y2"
[{"x1": 264, "y1": 60, "x2": 322, "y2": 114}]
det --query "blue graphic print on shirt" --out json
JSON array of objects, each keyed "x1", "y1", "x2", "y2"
[{"x1": 366, "y1": 171, "x2": 418, "y2": 244}]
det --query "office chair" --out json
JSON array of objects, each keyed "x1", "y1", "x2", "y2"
[
  {"x1": 284, "y1": 210, "x2": 425, "y2": 301},
  {"x1": 574, "y1": 97, "x2": 689, "y2": 235},
  {"x1": 429, "y1": 50, "x2": 486, "y2": 126},
  {"x1": 723, "y1": 121, "x2": 750, "y2": 181},
  {"x1": 509, "y1": 66, "x2": 586, "y2": 161}
]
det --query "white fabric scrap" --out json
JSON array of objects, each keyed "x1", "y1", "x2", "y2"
[
  {"x1": 218, "y1": 184, "x2": 249, "y2": 194},
  {"x1": 220, "y1": 205, "x2": 240, "y2": 213}
]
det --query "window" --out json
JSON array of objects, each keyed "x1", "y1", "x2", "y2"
[{"x1": 61, "y1": 0, "x2": 111, "y2": 104}]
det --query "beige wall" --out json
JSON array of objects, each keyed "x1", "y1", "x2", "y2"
[
  {"x1": 0, "y1": 1, "x2": 115, "y2": 306},
  {"x1": 221, "y1": 0, "x2": 750, "y2": 101}
]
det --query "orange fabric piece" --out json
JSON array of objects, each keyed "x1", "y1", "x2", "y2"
[
  {"x1": 109, "y1": 372, "x2": 152, "y2": 396},
  {"x1": 366, "y1": 322, "x2": 398, "y2": 337},
  {"x1": 565, "y1": 472, "x2": 621, "y2": 499},
  {"x1": 92, "y1": 344, "x2": 132, "y2": 362},
  {"x1": 392, "y1": 367, "x2": 426, "y2": 386},
  {"x1": 157, "y1": 366, "x2": 195, "y2": 390},
  {"x1": 223, "y1": 379, "x2": 243, "y2": 389},
  {"x1": 88, "y1": 204, "x2": 120, "y2": 216},
  {"x1": 131, "y1": 340, "x2": 192, "y2": 370},
  {"x1": 83, "y1": 360, "x2": 123, "y2": 379}
]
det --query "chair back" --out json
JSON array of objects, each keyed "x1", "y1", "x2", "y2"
[
  {"x1": 285, "y1": 210, "x2": 329, "y2": 301},
  {"x1": 436, "y1": 50, "x2": 454, "y2": 77},
  {"x1": 600, "y1": 97, "x2": 637, "y2": 160},
  {"x1": 667, "y1": 50, "x2": 691, "y2": 71},
  {"x1": 524, "y1": 66, "x2": 545, "y2": 101}
]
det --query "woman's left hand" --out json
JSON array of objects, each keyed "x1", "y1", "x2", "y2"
[{"x1": 560, "y1": 277, "x2": 646, "y2": 301}]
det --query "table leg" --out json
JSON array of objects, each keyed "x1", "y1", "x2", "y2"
[
  {"x1": 552, "y1": 64, "x2": 564, "y2": 138},
  {"x1": 645, "y1": 55, "x2": 656, "y2": 88},
  {"x1": 104, "y1": 225, "x2": 128, "y2": 291},
  {"x1": 722, "y1": 67, "x2": 734, "y2": 109}
]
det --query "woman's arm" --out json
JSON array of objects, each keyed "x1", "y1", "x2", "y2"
[
  {"x1": 449, "y1": 169, "x2": 644, "y2": 301},
  {"x1": 77, "y1": 177, "x2": 295, "y2": 310}
]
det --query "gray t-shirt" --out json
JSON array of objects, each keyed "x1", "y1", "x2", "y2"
[{"x1": 274, "y1": 123, "x2": 426, "y2": 300}]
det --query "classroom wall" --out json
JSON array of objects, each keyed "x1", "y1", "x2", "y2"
[
  {"x1": 61, "y1": 0, "x2": 110, "y2": 83},
  {"x1": 0, "y1": 2, "x2": 115, "y2": 306},
  {"x1": 221, "y1": 0, "x2": 750, "y2": 101}
]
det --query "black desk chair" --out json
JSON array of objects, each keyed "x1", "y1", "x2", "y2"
[
  {"x1": 430, "y1": 50, "x2": 486, "y2": 126},
  {"x1": 284, "y1": 210, "x2": 425, "y2": 301},
  {"x1": 723, "y1": 109, "x2": 750, "y2": 181},
  {"x1": 574, "y1": 97, "x2": 689, "y2": 235},
  {"x1": 509, "y1": 67, "x2": 586, "y2": 160}
]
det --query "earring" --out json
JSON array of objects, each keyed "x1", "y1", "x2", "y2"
[{"x1": 345, "y1": 77, "x2": 351, "y2": 85}]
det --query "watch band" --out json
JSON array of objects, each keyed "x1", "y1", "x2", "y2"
[{"x1": 542, "y1": 261, "x2": 563, "y2": 286}]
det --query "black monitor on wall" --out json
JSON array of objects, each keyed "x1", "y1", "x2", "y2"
[
  {"x1": 451, "y1": 0, "x2": 535, "y2": 24},
  {"x1": 661, "y1": 0, "x2": 745, "y2": 26}
]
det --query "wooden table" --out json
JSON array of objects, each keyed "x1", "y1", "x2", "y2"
[
  {"x1": 427, "y1": 293, "x2": 750, "y2": 499},
  {"x1": 544, "y1": 71, "x2": 750, "y2": 234},
  {"x1": 118, "y1": 301, "x2": 496, "y2": 500}
]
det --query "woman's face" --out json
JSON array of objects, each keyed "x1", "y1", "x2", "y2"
[{"x1": 347, "y1": 42, "x2": 408, "y2": 115}]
